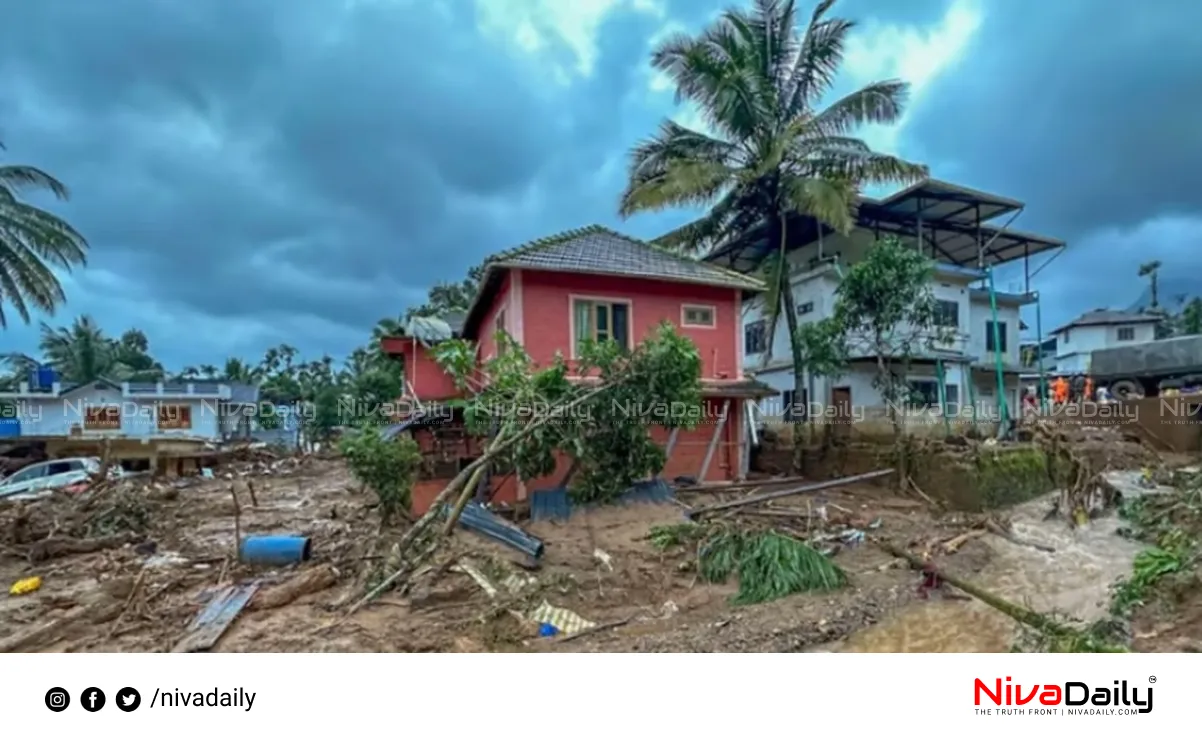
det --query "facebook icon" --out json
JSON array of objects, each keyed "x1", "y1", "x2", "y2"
[{"x1": 80, "y1": 687, "x2": 106, "y2": 712}]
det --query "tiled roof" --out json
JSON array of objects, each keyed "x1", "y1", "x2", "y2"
[
  {"x1": 1050, "y1": 310, "x2": 1162, "y2": 335},
  {"x1": 487, "y1": 225, "x2": 765, "y2": 291}
]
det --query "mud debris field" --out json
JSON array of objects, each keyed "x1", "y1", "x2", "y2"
[{"x1": 0, "y1": 431, "x2": 1194, "y2": 654}]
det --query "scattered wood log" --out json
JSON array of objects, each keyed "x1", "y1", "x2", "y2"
[
  {"x1": 674, "y1": 474, "x2": 813, "y2": 493},
  {"x1": 906, "y1": 477, "x2": 939, "y2": 508},
  {"x1": 942, "y1": 529, "x2": 986, "y2": 554},
  {"x1": 248, "y1": 566, "x2": 339, "y2": 611},
  {"x1": 685, "y1": 469, "x2": 895, "y2": 519},
  {"x1": 27, "y1": 534, "x2": 133, "y2": 563},
  {"x1": 0, "y1": 577, "x2": 135, "y2": 652},
  {"x1": 557, "y1": 615, "x2": 634, "y2": 643}
]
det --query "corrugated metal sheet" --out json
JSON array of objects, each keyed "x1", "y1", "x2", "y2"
[{"x1": 456, "y1": 502, "x2": 545, "y2": 559}]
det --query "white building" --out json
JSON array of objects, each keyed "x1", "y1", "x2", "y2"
[
  {"x1": 1046, "y1": 310, "x2": 1161, "y2": 374},
  {"x1": 706, "y1": 179, "x2": 1064, "y2": 423},
  {"x1": 0, "y1": 378, "x2": 258, "y2": 462}
]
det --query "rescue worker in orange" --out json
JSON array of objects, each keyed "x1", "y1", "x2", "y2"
[
  {"x1": 1052, "y1": 376, "x2": 1069, "y2": 404},
  {"x1": 1083, "y1": 376, "x2": 1094, "y2": 402}
]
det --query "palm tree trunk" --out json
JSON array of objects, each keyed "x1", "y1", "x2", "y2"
[{"x1": 771, "y1": 214, "x2": 807, "y2": 474}]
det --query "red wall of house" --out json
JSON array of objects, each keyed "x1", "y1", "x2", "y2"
[
  {"x1": 379, "y1": 339, "x2": 461, "y2": 401},
  {"x1": 518, "y1": 270, "x2": 742, "y2": 380},
  {"x1": 407, "y1": 400, "x2": 743, "y2": 516},
  {"x1": 476, "y1": 272, "x2": 512, "y2": 362}
]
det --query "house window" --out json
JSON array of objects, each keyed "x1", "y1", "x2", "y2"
[
  {"x1": 158, "y1": 404, "x2": 193, "y2": 430},
  {"x1": 798, "y1": 301, "x2": 814, "y2": 315},
  {"x1": 1117, "y1": 326, "x2": 1135, "y2": 341},
  {"x1": 83, "y1": 405, "x2": 121, "y2": 430},
  {"x1": 985, "y1": 321, "x2": 1008, "y2": 353},
  {"x1": 1063, "y1": 328, "x2": 1071, "y2": 343},
  {"x1": 494, "y1": 308, "x2": 507, "y2": 336},
  {"x1": 909, "y1": 381, "x2": 959, "y2": 406},
  {"x1": 745, "y1": 320, "x2": 767, "y2": 355},
  {"x1": 572, "y1": 298, "x2": 630, "y2": 355},
  {"x1": 934, "y1": 300, "x2": 959, "y2": 328},
  {"x1": 782, "y1": 388, "x2": 808, "y2": 422},
  {"x1": 681, "y1": 304, "x2": 716, "y2": 328}
]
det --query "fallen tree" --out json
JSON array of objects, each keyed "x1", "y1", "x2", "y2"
[
  {"x1": 346, "y1": 323, "x2": 705, "y2": 613},
  {"x1": 875, "y1": 539, "x2": 1125, "y2": 652}
]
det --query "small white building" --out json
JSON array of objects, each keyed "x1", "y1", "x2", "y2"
[
  {"x1": 1047, "y1": 310, "x2": 1161, "y2": 374},
  {"x1": 706, "y1": 179, "x2": 1064, "y2": 425}
]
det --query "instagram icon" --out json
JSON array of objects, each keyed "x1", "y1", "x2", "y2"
[{"x1": 45, "y1": 687, "x2": 70, "y2": 711}]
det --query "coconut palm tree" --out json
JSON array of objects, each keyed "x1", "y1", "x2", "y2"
[
  {"x1": 37, "y1": 315, "x2": 125, "y2": 381},
  {"x1": 0, "y1": 140, "x2": 89, "y2": 326},
  {"x1": 619, "y1": 0, "x2": 926, "y2": 469},
  {"x1": 222, "y1": 357, "x2": 260, "y2": 383}
]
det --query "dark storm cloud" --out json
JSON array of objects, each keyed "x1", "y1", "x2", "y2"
[
  {"x1": 902, "y1": 0, "x2": 1202, "y2": 330},
  {"x1": 0, "y1": 0, "x2": 698, "y2": 364},
  {"x1": 9, "y1": 0, "x2": 1159, "y2": 366}
]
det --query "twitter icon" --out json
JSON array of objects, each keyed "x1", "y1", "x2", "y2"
[{"x1": 115, "y1": 687, "x2": 141, "y2": 712}]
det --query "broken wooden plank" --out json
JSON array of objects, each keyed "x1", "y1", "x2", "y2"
[
  {"x1": 172, "y1": 582, "x2": 258, "y2": 653},
  {"x1": 685, "y1": 469, "x2": 895, "y2": 519},
  {"x1": 698, "y1": 399, "x2": 731, "y2": 482},
  {"x1": 653, "y1": 427, "x2": 681, "y2": 479},
  {"x1": 675, "y1": 474, "x2": 814, "y2": 493}
]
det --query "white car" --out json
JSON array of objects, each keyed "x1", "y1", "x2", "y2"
[{"x1": 0, "y1": 457, "x2": 124, "y2": 502}]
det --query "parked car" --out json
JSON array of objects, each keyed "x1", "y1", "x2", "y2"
[{"x1": 0, "y1": 457, "x2": 124, "y2": 501}]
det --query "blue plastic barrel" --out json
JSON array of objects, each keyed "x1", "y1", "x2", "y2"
[
  {"x1": 36, "y1": 365, "x2": 56, "y2": 389},
  {"x1": 238, "y1": 535, "x2": 312, "y2": 565},
  {"x1": 0, "y1": 417, "x2": 20, "y2": 438}
]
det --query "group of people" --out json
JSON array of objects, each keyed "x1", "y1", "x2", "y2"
[{"x1": 1022, "y1": 375, "x2": 1110, "y2": 408}]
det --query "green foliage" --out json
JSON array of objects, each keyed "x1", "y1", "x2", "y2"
[
  {"x1": 1110, "y1": 470, "x2": 1201, "y2": 617},
  {"x1": 794, "y1": 316, "x2": 849, "y2": 377},
  {"x1": 832, "y1": 236, "x2": 951, "y2": 411},
  {"x1": 3, "y1": 315, "x2": 169, "y2": 385},
  {"x1": 434, "y1": 323, "x2": 703, "y2": 505},
  {"x1": 339, "y1": 426, "x2": 423, "y2": 525},
  {"x1": 1011, "y1": 615, "x2": 1130, "y2": 653},
  {"x1": 618, "y1": 0, "x2": 926, "y2": 468},
  {"x1": 619, "y1": 1, "x2": 926, "y2": 249},
  {"x1": 404, "y1": 276, "x2": 478, "y2": 323},
  {"x1": 0, "y1": 140, "x2": 89, "y2": 327},
  {"x1": 649, "y1": 522, "x2": 847, "y2": 605},
  {"x1": 1177, "y1": 297, "x2": 1202, "y2": 336}
]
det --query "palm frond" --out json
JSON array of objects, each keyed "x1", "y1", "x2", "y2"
[
  {"x1": 782, "y1": 175, "x2": 857, "y2": 234},
  {"x1": 810, "y1": 79, "x2": 910, "y2": 136},
  {"x1": 0, "y1": 150, "x2": 88, "y2": 327},
  {"x1": 786, "y1": 0, "x2": 853, "y2": 114},
  {"x1": 0, "y1": 165, "x2": 71, "y2": 200},
  {"x1": 651, "y1": 24, "x2": 767, "y2": 140},
  {"x1": 811, "y1": 150, "x2": 928, "y2": 189}
]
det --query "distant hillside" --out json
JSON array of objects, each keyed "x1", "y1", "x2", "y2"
[{"x1": 1127, "y1": 277, "x2": 1196, "y2": 313}]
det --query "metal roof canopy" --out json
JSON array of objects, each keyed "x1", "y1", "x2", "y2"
[
  {"x1": 703, "y1": 178, "x2": 1064, "y2": 272},
  {"x1": 876, "y1": 179, "x2": 1021, "y2": 225}
]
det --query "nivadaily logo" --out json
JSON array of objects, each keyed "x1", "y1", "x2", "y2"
[{"x1": 974, "y1": 677, "x2": 1153, "y2": 715}]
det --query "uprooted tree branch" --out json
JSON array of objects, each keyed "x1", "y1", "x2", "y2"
[{"x1": 344, "y1": 323, "x2": 706, "y2": 612}]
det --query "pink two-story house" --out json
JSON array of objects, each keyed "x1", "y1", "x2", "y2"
[{"x1": 382, "y1": 225, "x2": 771, "y2": 515}]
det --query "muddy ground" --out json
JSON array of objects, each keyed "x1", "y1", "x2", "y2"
[{"x1": 0, "y1": 432, "x2": 1186, "y2": 654}]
